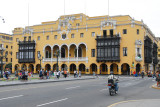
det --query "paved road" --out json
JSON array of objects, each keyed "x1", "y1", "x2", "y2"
[{"x1": 0, "y1": 76, "x2": 159, "y2": 107}]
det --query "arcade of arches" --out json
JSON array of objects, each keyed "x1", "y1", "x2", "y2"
[
  {"x1": 44, "y1": 43, "x2": 87, "y2": 59},
  {"x1": 14, "y1": 63, "x2": 142, "y2": 75}
]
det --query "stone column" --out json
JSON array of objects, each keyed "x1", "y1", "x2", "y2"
[
  {"x1": 97, "y1": 66, "x2": 100, "y2": 74},
  {"x1": 118, "y1": 66, "x2": 122, "y2": 75},
  {"x1": 68, "y1": 48, "x2": 70, "y2": 62}
]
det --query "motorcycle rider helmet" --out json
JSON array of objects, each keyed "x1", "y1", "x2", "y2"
[{"x1": 110, "y1": 71, "x2": 114, "y2": 75}]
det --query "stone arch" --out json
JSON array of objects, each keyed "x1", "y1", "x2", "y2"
[
  {"x1": 45, "y1": 45, "x2": 51, "y2": 58},
  {"x1": 21, "y1": 64, "x2": 27, "y2": 70},
  {"x1": 77, "y1": 42, "x2": 88, "y2": 50},
  {"x1": 121, "y1": 63, "x2": 130, "y2": 75},
  {"x1": 15, "y1": 64, "x2": 19, "y2": 71},
  {"x1": 110, "y1": 63, "x2": 118, "y2": 74},
  {"x1": 53, "y1": 45, "x2": 60, "y2": 58},
  {"x1": 78, "y1": 43, "x2": 87, "y2": 57},
  {"x1": 68, "y1": 43, "x2": 78, "y2": 50},
  {"x1": 100, "y1": 63, "x2": 108, "y2": 74},
  {"x1": 53, "y1": 64, "x2": 57, "y2": 71},
  {"x1": 29, "y1": 64, "x2": 34, "y2": 73},
  {"x1": 79, "y1": 63, "x2": 86, "y2": 74},
  {"x1": 136, "y1": 63, "x2": 141, "y2": 74},
  {"x1": 61, "y1": 64, "x2": 68, "y2": 71},
  {"x1": 43, "y1": 44, "x2": 52, "y2": 51},
  {"x1": 69, "y1": 44, "x2": 77, "y2": 58},
  {"x1": 61, "y1": 44, "x2": 68, "y2": 58},
  {"x1": 45, "y1": 64, "x2": 51, "y2": 71},
  {"x1": 36, "y1": 64, "x2": 41, "y2": 73},
  {"x1": 70, "y1": 64, "x2": 76, "y2": 74},
  {"x1": 90, "y1": 63, "x2": 97, "y2": 74}
]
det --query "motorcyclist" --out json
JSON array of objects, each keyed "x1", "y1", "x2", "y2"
[{"x1": 108, "y1": 71, "x2": 119, "y2": 92}]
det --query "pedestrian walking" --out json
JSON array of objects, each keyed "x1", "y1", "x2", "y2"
[
  {"x1": 31, "y1": 71, "x2": 33, "y2": 77},
  {"x1": 133, "y1": 71, "x2": 136, "y2": 77},
  {"x1": 79, "y1": 70, "x2": 81, "y2": 78},
  {"x1": 141, "y1": 70, "x2": 144, "y2": 78},
  {"x1": 25, "y1": 70, "x2": 28, "y2": 80},
  {"x1": 15, "y1": 70, "x2": 17, "y2": 77},
  {"x1": 56, "y1": 70, "x2": 60, "y2": 79},
  {"x1": 39, "y1": 69, "x2": 43, "y2": 79},
  {"x1": 28, "y1": 72, "x2": 31, "y2": 81},
  {"x1": 64, "y1": 70, "x2": 67, "y2": 78},
  {"x1": 47, "y1": 70, "x2": 49, "y2": 79},
  {"x1": 93, "y1": 71, "x2": 95, "y2": 77},
  {"x1": 74, "y1": 70, "x2": 76, "y2": 78}
]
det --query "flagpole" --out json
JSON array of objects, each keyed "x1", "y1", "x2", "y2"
[{"x1": 108, "y1": 0, "x2": 109, "y2": 17}]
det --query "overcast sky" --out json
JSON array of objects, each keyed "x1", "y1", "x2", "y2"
[{"x1": 0, "y1": 0, "x2": 160, "y2": 37}]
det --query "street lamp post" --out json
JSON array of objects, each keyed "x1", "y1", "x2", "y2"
[
  {"x1": 54, "y1": 50, "x2": 60, "y2": 72},
  {"x1": 0, "y1": 48, "x2": 7, "y2": 78},
  {"x1": 38, "y1": 53, "x2": 43, "y2": 70}
]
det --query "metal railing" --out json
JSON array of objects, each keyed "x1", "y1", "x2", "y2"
[{"x1": 43, "y1": 57, "x2": 88, "y2": 62}]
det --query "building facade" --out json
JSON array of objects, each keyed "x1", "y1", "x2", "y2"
[
  {"x1": 12, "y1": 13, "x2": 158, "y2": 75},
  {"x1": 156, "y1": 37, "x2": 160, "y2": 70},
  {"x1": 0, "y1": 33, "x2": 13, "y2": 72}
]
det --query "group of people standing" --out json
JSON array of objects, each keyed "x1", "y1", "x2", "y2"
[
  {"x1": 15, "y1": 70, "x2": 33, "y2": 80},
  {"x1": 74, "y1": 70, "x2": 81, "y2": 78},
  {"x1": 39, "y1": 69, "x2": 70, "y2": 79},
  {"x1": 0, "y1": 69, "x2": 11, "y2": 80},
  {"x1": 39, "y1": 69, "x2": 53, "y2": 79}
]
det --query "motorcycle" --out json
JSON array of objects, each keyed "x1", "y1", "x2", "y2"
[{"x1": 108, "y1": 79, "x2": 118, "y2": 96}]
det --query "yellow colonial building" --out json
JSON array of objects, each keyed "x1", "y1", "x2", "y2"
[
  {"x1": 12, "y1": 13, "x2": 158, "y2": 75},
  {"x1": 156, "y1": 37, "x2": 160, "y2": 69},
  {"x1": 0, "y1": 33, "x2": 13, "y2": 72}
]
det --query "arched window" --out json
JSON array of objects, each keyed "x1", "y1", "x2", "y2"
[
  {"x1": 61, "y1": 48, "x2": 65, "y2": 58},
  {"x1": 46, "y1": 51, "x2": 49, "y2": 58}
]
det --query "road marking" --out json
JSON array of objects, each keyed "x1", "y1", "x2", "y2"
[
  {"x1": 0, "y1": 95, "x2": 23, "y2": 101},
  {"x1": 66, "y1": 86, "x2": 80, "y2": 90},
  {"x1": 37, "y1": 98, "x2": 68, "y2": 107},
  {"x1": 100, "y1": 88, "x2": 108, "y2": 92},
  {"x1": 108, "y1": 99, "x2": 160, "y2": 107}
]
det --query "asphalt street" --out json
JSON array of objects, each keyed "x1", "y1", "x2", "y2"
[{"x1": 0, "y1": 76, "x2": 159, "y2": 107}]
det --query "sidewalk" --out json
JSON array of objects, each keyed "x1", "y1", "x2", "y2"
[
  {"x1": 108, "y1": 99, "x2": 160, "y2": 107},
  {"x1": 0, "y1": 75, "x2": 95, "y2": 87},
  {"x1": 152, "y1": 84, "x2": 160, "y2": 90}
]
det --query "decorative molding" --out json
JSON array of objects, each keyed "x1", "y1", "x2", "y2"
[
  {"x1": 22, "y1": 27, "x2": 33, "y2": 37},
  {"x1": 135, "y1": 40, "x2": 143, "y2": 45}
]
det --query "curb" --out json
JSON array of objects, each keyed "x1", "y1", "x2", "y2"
[
  {"x1": 0, "y1": 77, "x2": 95, "y2": 87},
  {"x1": 151, "y1": 84, "x2": 160, "y2": 90}
]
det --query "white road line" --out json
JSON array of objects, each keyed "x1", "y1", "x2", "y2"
[
  {"x1": 37, "y1": 98, "x2": 68, "y2": 107},
  {"x1": 65, "y1": 86, "x2": 80, "y2": 90},
  {"x1": 100, "y1": 88, "x2": 108, "y2": 92},
  {"x1": 0, "y1": 95, "x2": 23, "y2": 101}
]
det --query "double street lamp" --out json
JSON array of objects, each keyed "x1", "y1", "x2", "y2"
[
  {"x1": 0, "y1": 48, "x2": 7, "y2": 78},
  {"x1": 38, "y1": 52, "x2": 43, "y2": 70}
]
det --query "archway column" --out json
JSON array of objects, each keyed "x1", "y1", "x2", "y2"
[
  {"x1": 87, "y1": 67, "x2": 90, "y2": 74},
  {"x1": 33, "y1": 66, "x2": 36, "y2": 73},
  {"x1": 97, "y1": 66, "x2": 100, "y2": 74},
  {"x1": 59, "y1": 46, "x2": 61, "y2": 58},
  {"x1": 107, "y1": 64, "x2": 111, "y2": 75},
  {"x1": 118, "y1": 66, "x2": 122, "y2": 75},
  {"x1": 77, "y1": 48, "x2": 78, "y2": 62},
  {"x1": 51, "y1": 49, "x2": 53, "y2": 62},
  {"x1": 68, "y1": 48, "x2": 70, "y2": 62}
]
